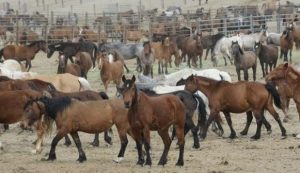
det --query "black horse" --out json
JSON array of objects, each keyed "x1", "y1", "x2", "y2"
[
  {"x1": 201, "y1": 33, "x2": 225, "y2": 61},
  {"x1": 138, "y1": 88, "x2": 207, "y2": 149},
  {"x1": 47, "y1": 41, "x2": 98, "y2": 68}
]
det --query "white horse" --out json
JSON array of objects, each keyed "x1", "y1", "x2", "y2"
[
  {"x1": 164, "y1": 68, "x2": 232, "y2": 86},
  {"x1": 0, "y1": 59, "x2": 25, "y2": 72},
  {"x1": 266, "y1": 32, "x2": 281, "y2": 46},
  {"x1": 212, "y1": 35, "x2": 243, "y2": 66},
  {"x1": 240, "y1": 29, "x2": 268, "y2": 50}
]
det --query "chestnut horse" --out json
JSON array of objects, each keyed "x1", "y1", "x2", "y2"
[
  {"x1": 119, "y1": 75, "x2": 185, "y2": 166},
  {"x1": 57, "y1": 52, "x2": 81, "y2": 77},
  {"x1": 74, "y1": 52, "x2": 92, "y2": 79},
  {"x1": 0, "y1": 90, "x2": 43, "y2": 152},
  {"x1": 97, "y1": 51, "x2": 124, "y2": 92},
  {"x1": 0, "y1": 40, "x2": 47, "y2": 71},
  {"x1": 184, "y1": 75, "x2": 286, "y2": 140},
  {"x1": 151, "y1": 36, "x2": 171, "y2": 74},
  {"x1": 21, "y1": 97, "x2": 131, "y2": 163},
  {"x1": 266, "y1": 63, "x2": 300, "y2": 122}
]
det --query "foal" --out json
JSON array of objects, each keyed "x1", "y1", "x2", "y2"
[
  {"x1": 185, "y1": 75, "x2": 286, "y2": 140},
  {"x1": 119, "y1": 75, "x2": 185, "y2": 166}
]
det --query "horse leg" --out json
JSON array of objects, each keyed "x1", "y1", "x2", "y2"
[
  {"x1": 261, "y1": 111, "x2": 272, "y2": 134},
  {"x1": 124, "y1": 64, "x2": 130, "y2": 73},
  {"x1": 280, "y1": 49, "x2": 283, "y2": 59},
  {"x1": 114, "y1": 126, "x2": 128, "y2": 163},
  {"x1": 158, "y1": 61, "x2": 161, "y2": 74},
  {"x1": 204, "y1": 48, "x2": 209, "y2": 60},
  {"x1": 266, "y1": 103, "x2": 286, "y2": 138},
  {"x1": 64, "y1": 135, "x2": 72, "y2": 146},
  {"x1": 70, "y1": 132, "x2": 87, "y2": 162},
  {"x1": 185, "y1": 116, "x2": 200, "y2": 149},
  {"x1": 142, "y1": 127, "x2": 152, "y2": 166},
  {"x1": 157, "y1": 129, "x2": 172, "y2": 166},
  {"x1": 175, "y1": 120, "x2": 185, "y2": 166},
  {"x1": 135, "y1": 134, "x2": 144, "y2": 166},
  {"x1": 199, "y1": 55, "x2": 203, "y2": 68},
  {"x1": 244, "y1": 69, "x2": 249, "y2": 81},
  {"x1": 289, "y1": 49, "x2": 292, "y2": 62},
  {"x1": 251, "y1": 111, "x2": 263, "y2": 140},
  {"x1": 90, "y1": 133, "x2": 99, "y2": 147},
  {"x1": 104, "y1": 128, "x2": 113, "y2": 145},
  {"x1": 240, "y1": 111, "x2": 253, "y2": 135},
  {"x1": 200, "y1": 113, "x2": 215, "y2": 139},
  {"x1": 236, "y1": 68, "x2": 241, "y2": 81},
  {"x1": 26, "y1": 59, "x2": 32, "y2": 72},
  {"x1": 33, "y1": 120, "x2": 45, "y2": 154},
  {"x1": 223, "y1": 56, "x2": 227, "y2": 66},
  {"x1": 47, "y1": 131, "x2": 65, "y2": 161},
  {"x1": 252, "y1": 65, "x2": 256, "y2": 81},
  {"x1": 260, "y1": 61, "x2": 265, "y2": 77},
  {"x1": 68, "y1": 56, "x2": 74, "y2": 63},
  {"x1": 223, "y1": 112, "x2": 237, "y2": 139},
  {"x1": 281, "y1": 94, "x2": 290, "y2": 122},
  {"x1": 164, "y1": 60, "x2": 168, "y2": 74}
]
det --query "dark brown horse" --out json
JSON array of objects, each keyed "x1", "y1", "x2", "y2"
[
  {"x1": 254, "y1": 41, "x2": 278, "y2": 77},
  {"x1": 280, "y1": 28, "x2": 294, "y2": 62},
  {"x1": 119, "y1": 75, "x2": 185, "y2": 166},
  {"x1": 266, "y1": 63, "x2": 300, "y2": 122},
  {"x1": 184, "y1": 75, "x2": 286, "y2": 140},
  {"x1": 0, "y1": 40, "x2": 47, "y2": 71},
  {"x1": 21, "y1": 97, "x2": 131, "y2": 163},
  {"x1": 181, "y1": 34, "x2": 203, "y2": 68}
]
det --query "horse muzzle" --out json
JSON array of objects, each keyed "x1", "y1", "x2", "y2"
[{"x1": 124, "y1": 102, "x2": 131, "y2": 108}]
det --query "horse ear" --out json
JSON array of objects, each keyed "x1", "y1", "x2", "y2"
[
  {"x1": 284, "y1": 62, "x2": 289, "y2": 68},
  {"x1": 122, "y1": 75, "x2": 126, "y2": 83},
  {"x1": 132, "y1": 75, "x2": 136, "y2": 83}
]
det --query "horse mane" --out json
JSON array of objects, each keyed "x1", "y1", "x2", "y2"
[
  {"x1": 0, "y1": 75, "x2": 12, "y2": 82},
  {"x1": 27, "y1": 79, "x2": 57, "y2": 94},
  {"x1": 38, "y1": 96, "x2": 73, "y2": 119},
  {"x1": 143, "y1": 41, "x2": 150, "y2": 47}
]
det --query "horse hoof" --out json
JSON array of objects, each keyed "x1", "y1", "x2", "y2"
[
  {"x1": 136, "y1": 159, "x2": 144, "y2": 166},
  {"x1": 229, "y1": 134, "x2": 237, "y2": 139},
  {"x1": 267, "y1": 130, "x2": 272, "y2": 135},
  {"x1": 240, "y1": 131, "x2": 248, "y2": 136},
  {"x1": 113, "y1": 157, "x2": 124, "y2": 163},
  {"x1": 64, "y1": 141, "x2": 72, "y2": 147},
  {"x1": 158, "y1": 160, "x2": 167, "y2": 166},
  {"x1": 281, "y1": 135, "x2": 287, "y2": 140},
  {"x1": 77, "y1": 156, "x2": 87, "y2": 163},
  {"x1": 250, "y1": 135, "x2": 260, "y2": 140},
  {"x1": 193, "y1": 143, "x2": 200, "y2": 149},
  {"x1": 175, "y1": 160, "x2": 184, "y2": 166},
  {"x1": 90, "y1": 142, "x2": 99, "y2": 147}
]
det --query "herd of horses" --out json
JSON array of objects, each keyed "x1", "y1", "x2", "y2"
[{"x1": 1, "y1": 10, "x2": 300, "y2": 168}]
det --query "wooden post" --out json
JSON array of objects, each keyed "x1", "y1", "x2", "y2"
[
  {"x1": 172, "y1": 15, "x2": 176, "y2": 35},
  {"x1": 42, "y1": 0, "x2": 45, "y2": 10},
  {"x1": 161, "y1": 0, "x2": 164, "y2": 9},
  {"x1": 36, "y1": 0, "x2": 39, "y2": 6},
  {"x1": 149, "y1": 20, "x2": 152, "y2": 42},
  {"x1": 50, "y1": 11, "x2": 54, "y2": 25},
  {"x1": 45, "y1": 23, "x2": 48, "y2": 45},
  {"x1": 97, "y1": 22, "x2": 101, "y2": 43},
  {"x1": 16, "y1": 11, "x2": 19, "y2": 45},
  {"x1": 61, "y1": 0, "x2": 64, "y2": 8},
  {"x1": 250, "y1": 15, "x2": 253, "y2": 33},
  {"x1": 93, "y1": 4, "x2": 96, "y2": 16},
  {"x1": 223, "y1": 18, "x2": 227, "y2": 36},
  {"x1": 18, "y1": 0, "x2": 21, "y2": 10},
  {"x1": 123, "y1": 25, "x2": 127, "y2": 44}
]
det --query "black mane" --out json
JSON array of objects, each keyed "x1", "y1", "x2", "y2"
[{"x1": 38, "y1": 96, "x2": 72, "y2": 119}]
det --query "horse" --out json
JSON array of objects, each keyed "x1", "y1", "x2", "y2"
[
  {"x1": 181, "y1": 34, "x2": 203, "y2": 68},
  {"x1": 169, "y1": 41, "x2": 181, "y2": 68},
  {"x1": 280, "y1": 29, "x2": 294, "y2": 62},
  {"x1": 26, "y1": 73, "x2": 92, "y2": 92},
  {"x1": 106, "y1": 49, "x2": 130, "y2": 73},
  {"x1": 266, "y1": 63, "x2": 300, "y2": 122},
  {"x1": 0, "y1": 59, "x2": 25, "y2": 72},
  {"x1": 212, "y1": 35, "x2": 243, "y2": 66},
  {"x1": 47, "y1": 41, "x2": 97, "y2": 68},
  {"x1": 231, "y1": 41, "x2": 257, "y2": 81},
  {"x1": 21, "y1": 97, "x2": 131, "y2": 162},
  {"x1": 151, "y1": 36, "x2": 172, "y2": 74},
  {"x1": 267, "y1": 32, "x2": 281, "y2": 46},
  {"x1": 240, "y1": 29, "x2": 268, "y2": 50},
  {"x1": 0, "y1": 90, "x2": 44, "y2": 153},
  {"x1": 97, "y1": 51, "x2": 124, "y2": 92},
  {"x1": 57, "y1": 52, "x2": 81, "y2": 77},
  {"x1": 138, "y1": 41, "x2": 155, "y2": 78},
  {"x1": 0, "y1": 40, "x2": 47, "y2": 71},
  {"x1": 136, "y1": 87, "x2": 207, "y2": 149},
  {"x1": 287, "y1": 23, "x2": 300, "y2": 49},
  {"x1": 254, "y1": 41, "x2": 278, "y2": 77},
  {"x1": 118, "y1": 75, "x2": 185, "y2": 166},
  {"x1": 184, "y1": 75, "x2": 286, "y2": 140},
  {"x1": 74, "y1": 52, "x2": 92, "y2": 79},
  {"x1": 201, "y1": 33, "x2": 225, "y2": 61}
]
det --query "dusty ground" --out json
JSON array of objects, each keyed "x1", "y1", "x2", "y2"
[{"x1": 0, "y1": 49, "x2": 300, "y2": 173}]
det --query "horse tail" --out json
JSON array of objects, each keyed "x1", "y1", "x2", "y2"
[
  {"x1": 99, "y1": 91, "x2": 109, "y2": 100},
  {"x1": 0, "y1": 48, "x2": 4, "y2": 61},
  {"x1": 42, "y1": 115, "x2": 55, "y2": 137},
  {"x1": 265, "y1": 82, "x2": 282, "y2": 109},
  {"x1": 78, "y1": 77, "x2": 92, "y2": 91},
  {"x1": 93, "y1": 43, "x2": 98, "y2": 68},
  {"x1": 193, "y1": 94, "x2": 207, "y2": 127}
]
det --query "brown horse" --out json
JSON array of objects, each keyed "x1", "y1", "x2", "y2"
[
  {"x1": 181, "y1": 34, "x2": 203, "y2": 68},
  {"x1": 280, "y1": 28, "x2": 294, "y2": 62},
  {"x1": 151, "y1": 36, "x2": 171, "y2": 74},
  {"x1": 0, "y1": 40, "x2": 47, "y2": 71},
  {"x1": 57, "y1": 52, "x2": 81, "y2": 77},
  {"x1": 287, "y1": 23, "x2": 300, "y2": 49},
  {"x1": 266, "y1": 63, "x2": 300, "y2": 122},
  {"x1": 74, "y1": 52, "x2": 92, "y2": 79},
  {"x1": 184, "y1": 75, "x2": 286, "y2": 140},
  {"x1": 231, "y1": 41, "x2": 257, "y2": 81},
  {"x1": 119, "y1": 75, "x2": 185, "y2": 166},
  {"x1": 97, "y1": 51, "x2": 124, "y2": 92},
  {"x1": 0, "y1": 90, "x2": 44, "y2": 153},
  {"x1": 21, "y1": 97, "x2": 131, "y2": 163}
]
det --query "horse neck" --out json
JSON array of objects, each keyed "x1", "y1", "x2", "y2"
[
  {"x1": 128, "y1": 87, "x2": 143, "y2": 115},
  {"x1": 28, "y1": 43, "x2": 40, "y2": 53},
  {"x1": 195, "y1": 78, "x2": 215, "y2": 98},
  {"x1": 286, "y1": 67, "x2": 300, "y2": 89}
]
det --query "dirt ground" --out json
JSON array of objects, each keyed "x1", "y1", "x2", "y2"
[{"x1": 0, "y1": 48, "x2": 300, "y2": 173}]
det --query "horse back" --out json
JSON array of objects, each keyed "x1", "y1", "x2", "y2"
[{"x1": 2, "y1": 45, "x2": 16, "y2": 59}]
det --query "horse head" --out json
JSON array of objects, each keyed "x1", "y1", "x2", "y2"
[
  {"x1": 47, "y1": 43, "x2": 59, "y2": 58},
  {"x1": 265, "y1": 63, "x2": 289, "y2": 81},
  {"x1": 161, "y1": 36, "x2": 170, "y2": 47},
  {"x1": 58, "y1": 52, "x2": 67, "y2": 69},
  {"x1": 184, "y1": 74, "x2": 198, "y2": 93},
  {"x1": 143, "y1": 41, "x2": 151, "y2": 56},
  {"x1": 38, "y1": 40, "x2": 47, "y2": 53},
  {"x1": 231, "y1": 41, "x2": 243, "y2": 56},
  {"x1": 254, "y1": 41, "x2": 262, "y2": 54},
  {"x1": 120, "y1": 75, "x2": 137, "y2": 108}
]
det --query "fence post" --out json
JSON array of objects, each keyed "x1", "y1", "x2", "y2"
[
  {"x1": 16, "y1": 11, "x2": 19, "y2": 45},
  {"x1": 149, "y1": 20, "x2": 152, "y2": 42},
  {"x1": 172, "y1": 15, "x2": 176, "y2": 35},
  {"x1": 42, "y1": 0, "x2": 45, "y2": 10},
  {"x1": 85, "y1": 12, "x2": 88, "y2": 26},
  {"x1": 18, "y1": 0, "x2": 21, "y2": 10},
  {"x1": 276, "y1": 13, "x2": 281, "y2": 33},
  {"x1": 50, "y1": 11, "x2": 54, "y2": 25},
  {"x1": 36, "y1": 0, "x2": 39, "y2": 6},
  {"x1": 123, "y1": 25, "x2": 127, "y2": 44},
  {"x1": 80, "y1": 0, "x2": 82, "y2": 4},
  {"x1": 250, "y1": 15, "x2": 253, "y2": 33},
  {"x1": 223, "y1": 18, "x2": 227, "y2": 36},
  {"x1": 93, "y1": 4, "x2": 96, "y2": 16},
  {"x1": 97, "y1": 22, "x2": 101, "y2": 44},
  {"x1": 61, "y1": 0, "x2": 64, "y2": 8},
  {"x1": 45, "y1": 23, "x2": 48, "y2": 45},
  {"x1": 161, "y1": 0, "x2": 164, "y2": 9}
]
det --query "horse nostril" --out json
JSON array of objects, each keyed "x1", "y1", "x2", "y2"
[{"x1": 124, "y1": 102, "x2": 130, "y2": 108}]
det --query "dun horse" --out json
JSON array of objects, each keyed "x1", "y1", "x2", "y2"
[
  {"x1": 21, "y1": 97, "x2": 131, "y2": 162},
  {"x1": 231, "y1": 41, "x2": 257, "y2": 81},
  {"x1": 0, "y1": 40, "x2": 47, "y2": 71},
  {"x1": 280, "y1": 29, "x2": 294, "y2": 62},
  {"x1": 184, "y1": 75, "x2": 286, "y2": 140},
  {"x1": 254, "y1": 41, "x2": 278, "y2": 77},
  {"x1": 119, "y1": 75, "x2": 185, "y2": 166},
  {"x1": 138, "y1": 41, "x2": 155, "y2": 78}
]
